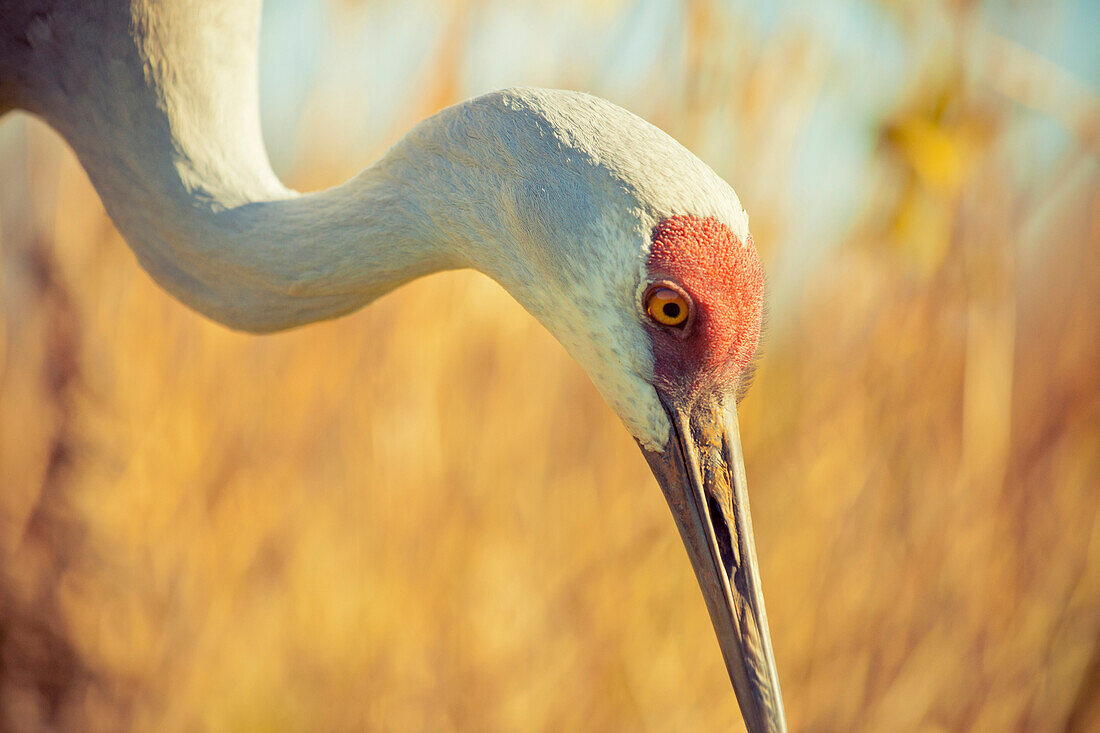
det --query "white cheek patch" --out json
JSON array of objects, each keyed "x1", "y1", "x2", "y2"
[
  {"x1": 558, "y1": 308, "x2": 672, "y2": 452},
  {"x1": 500, "y1": 236, "x2": 673, "y2": 452}
]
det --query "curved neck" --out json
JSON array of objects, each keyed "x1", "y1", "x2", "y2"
[
  {"x1": 8, "y1": 1, "x2": 693, "y2": 446},
  {"x1": 23, "y1": 0, "x2": 459, "y2": 331}
]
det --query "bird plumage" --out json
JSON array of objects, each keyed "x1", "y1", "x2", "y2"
[{"x1": 3, "y1": 1, "x2": 749, "y2": 449}]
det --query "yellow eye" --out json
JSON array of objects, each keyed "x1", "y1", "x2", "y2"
[{"x1": 645, "y1": 286, "x2": 690, "y2": 327}]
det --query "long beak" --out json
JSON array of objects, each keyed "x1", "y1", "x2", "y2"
[{"x1": 639, "y1": 393, "x2": 787, "y2": 733}]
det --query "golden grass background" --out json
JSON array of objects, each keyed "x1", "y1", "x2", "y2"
[{"x1": 1, "y1": 1, "x2": 1099, "y2": 730}]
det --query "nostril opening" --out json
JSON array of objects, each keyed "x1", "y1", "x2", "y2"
[{"x1": 706, "y1": 493, "x2": 737, "y2": 582}]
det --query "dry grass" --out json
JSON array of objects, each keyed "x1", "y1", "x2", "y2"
[{"x1": 2, "y1": 1, "x2": 1099, "y2": 731}]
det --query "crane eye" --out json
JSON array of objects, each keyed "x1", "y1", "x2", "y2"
[{"x1": 645, "y1": 286, "x2": 690, "y2": 327}]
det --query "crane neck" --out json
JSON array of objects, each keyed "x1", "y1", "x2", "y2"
[{"x1": 17, "y1": 0, "x2": 464, "y2": 332}]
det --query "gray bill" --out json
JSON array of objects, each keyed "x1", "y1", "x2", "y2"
[{"x1": 639, "y1": 391, "x2": 787, "y2": 733}]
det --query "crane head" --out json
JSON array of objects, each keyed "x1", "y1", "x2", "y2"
[{"x1": 397, "y1": 88, "x2": 787, "y2": 731}]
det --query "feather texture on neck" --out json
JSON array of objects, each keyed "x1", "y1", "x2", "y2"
[{"x1": 10, "y1": 0, "x2": 750, "y2": 446}]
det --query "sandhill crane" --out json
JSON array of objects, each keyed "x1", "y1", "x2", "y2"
[{"x1": 1, "y1": 1, "x2": 787, "y2": 730}]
